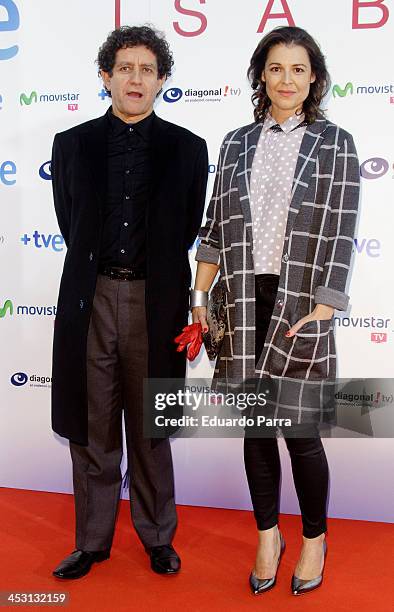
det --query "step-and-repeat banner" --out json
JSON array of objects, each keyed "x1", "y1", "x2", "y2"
[{"x1": 1, "y1": 0, "x2": 393, "y2": 522}]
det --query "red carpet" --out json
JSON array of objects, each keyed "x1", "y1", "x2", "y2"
[{"x1": 1, "y1": 488, "x2": 393, "y2": 611}]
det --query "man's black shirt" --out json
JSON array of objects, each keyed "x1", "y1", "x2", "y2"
[{"x1": 99, "y1": 108, "x2": 153, "y2": 270}]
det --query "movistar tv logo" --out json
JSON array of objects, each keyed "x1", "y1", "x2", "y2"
[
  {"x1": 333, "y1": 81, "x2": 394, "y2": 99},
  {"x1": 334, "y1": 315, "x2": 390, "y2": 329},
  {"x1": 19, "y1": 90, "x2": 79, "y2": 106},
  {"x1": 0, "y1": 298, "x2": 56, "y2": 317},
  {"x1": 0, "y1": 299, "x2": 13, "y2": 318},
  {"x1": 20, "y1": 91, "x2": 37, "y2": 105},
  {"x1": 332, "y1": 83, "x2": 354, "y2": 98}
]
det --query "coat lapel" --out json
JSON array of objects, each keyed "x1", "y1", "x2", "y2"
[
  {"x1": 284, "y1": 116, "x2": 327, "y2": 238},
  {"x1": 236, "y1": 122, "x2": 263, "y2": 245},
  {"x1": 79, "y1": 114, "x2": 108, "y2": 212}
]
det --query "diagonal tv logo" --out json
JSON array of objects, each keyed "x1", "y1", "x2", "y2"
[
  {"x1": 11, "y1": 372, "x2": 28, "y2": 386},
  {"x1": 20, "y1": 91, "x2": 37, "y2": 105},
  {"x1": 332, "y1": 82, "x2": 354, "y2": 98}
]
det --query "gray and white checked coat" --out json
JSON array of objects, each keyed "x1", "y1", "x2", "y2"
[{"x1": 196, "y1": 115, "x2": 360, "y2": 408}]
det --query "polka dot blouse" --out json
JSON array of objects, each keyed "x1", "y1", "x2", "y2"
[{"x1": 250, "y1": 112, "x2": 307, "y2": 276}]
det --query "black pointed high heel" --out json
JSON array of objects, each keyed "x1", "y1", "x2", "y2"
[
  {"x1": 249, "y1": 532, "x2": 285, "y2": 595},
  {"x1": 291, "y1": 540, "x2": 327, "y2": 595}
]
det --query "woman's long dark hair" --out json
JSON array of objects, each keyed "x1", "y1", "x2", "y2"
[{"x1": 247, "y1": 26, "x2": 330, "y2": 124}]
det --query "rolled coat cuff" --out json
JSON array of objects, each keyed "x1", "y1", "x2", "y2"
[
  {"x1": 195, "y1": 243, "x2": 220, "y2": 265},
  {"x1": 315, "y1": 286, "x2": 349, "y2": 311}
]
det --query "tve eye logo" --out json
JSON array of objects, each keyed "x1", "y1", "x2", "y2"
[
  {"x1": 0, "y1": 0, "x2": 19, "y2": 61},
  {"x1": 163, "y1": 88, "x2": 183, "y2": 103},
  {"x1": 360, "y1": 157, "x2": 389, "y2": 180},
  {"x1": 21, "y1": 231, "x2": 64, "y2": 252}
]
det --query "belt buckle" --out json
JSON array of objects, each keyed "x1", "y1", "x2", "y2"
[
  {"x1": 103, "y1": 267, "x2": 143, "y2": 281},
  {"x1": 118, "y1": 267, "x2": 132, "y2": 281}
]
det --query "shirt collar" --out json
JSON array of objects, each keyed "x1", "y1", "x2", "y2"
[
  {"x1": 107, "y1": 106, "x2": 155, "y2": 140},
  {"x1": 263, "y1": 112, "x2": 306, "y2": 134}
]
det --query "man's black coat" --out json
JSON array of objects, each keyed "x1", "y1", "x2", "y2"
[{"x1": 51, "y1": 111, "x2": 208, "y2": 445}]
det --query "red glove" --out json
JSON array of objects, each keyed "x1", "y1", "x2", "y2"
[{"x1": 174, "y1": 322, "x2": 203, "y2": 361}]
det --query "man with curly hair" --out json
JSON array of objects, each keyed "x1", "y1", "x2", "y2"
[{"x1": 51, "y1": 26, "x2": 208, "y2": 579}]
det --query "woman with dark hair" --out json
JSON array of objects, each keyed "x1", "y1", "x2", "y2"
[{"x1": 192, "y1": 27, "x2": 360, "y2": 595}]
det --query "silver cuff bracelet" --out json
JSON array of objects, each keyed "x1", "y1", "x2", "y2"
[{"x1": 190, "y1": 289, "x2": 208, "y2": 309}]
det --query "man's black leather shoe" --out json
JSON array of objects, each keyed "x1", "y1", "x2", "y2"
[
  {"x1": 149, "y1": 545, "x2": 181, "y2": 574},
  {"x1": 52, "y1": 549, "x2": 110, "y2": 579}
]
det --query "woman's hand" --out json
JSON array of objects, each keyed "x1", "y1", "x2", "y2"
[
  {"x1": 286, "y1": 304, "x2": 334, "y2": 338},
  {"x1": 192, "y1": 260, "x2": 220, "y2": 333},
  {"x1": 192, "y1": 306, "x2": 209, "y2": 333}
]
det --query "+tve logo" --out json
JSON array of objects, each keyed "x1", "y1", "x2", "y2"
[
  {"x1": 0, "y1": 0, "x2": 19, "y2": 61},
  {"x1": 353, "y1": 238, "x2": 381, "y2": 257},
  {"x1": 0, "y1": 160, "x2": 16, "y2": 185},
  {"x1": 98, "y1": 88, "x2": 110, "y2": 101},
  {"x1": 21, "y1": 231, "x2": 64, "y2": 252}
]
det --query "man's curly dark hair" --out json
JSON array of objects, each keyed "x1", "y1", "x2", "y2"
[{"x1": 97, "y1": 25, "x2": 174, "y2": 95}]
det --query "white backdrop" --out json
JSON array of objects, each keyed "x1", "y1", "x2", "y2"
[{"x1": 1, "y1": 0, "x2": 393, "y2": 522}]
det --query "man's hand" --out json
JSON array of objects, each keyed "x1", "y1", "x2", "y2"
[{"x1": 286, "y1": 304, "x2": 334, "y2": 338}]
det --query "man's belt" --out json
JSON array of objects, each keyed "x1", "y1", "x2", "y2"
[{"x1": 99, "y1": 266, "x2": 146, "y2": 281}]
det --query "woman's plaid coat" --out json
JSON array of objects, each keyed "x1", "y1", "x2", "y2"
[{"x1": 196, "y1": 115, "x2": 360, "y2": 415}]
